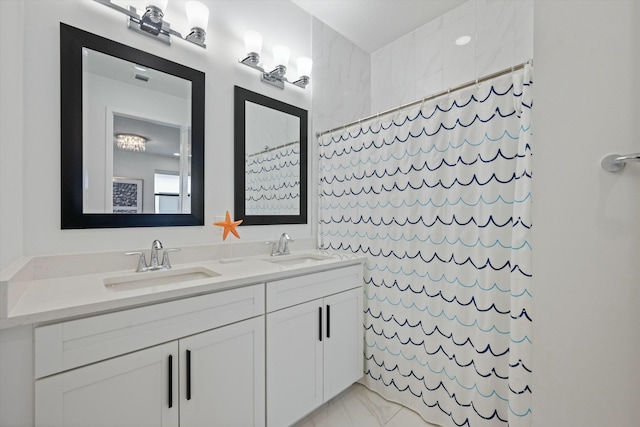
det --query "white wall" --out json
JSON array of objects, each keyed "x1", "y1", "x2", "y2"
[
  {"x1": 0, "y1": 0, "x2": 25, "y2": 272},
  {"x1": 532, "y1": 0, "x2": 640, "y2": 425},
  {"x1": 371, "y1": 0, "x2": 533, "y2": 113},
  {"x1": 0, "y1": 0, "x2": 314, "y2": 269}
]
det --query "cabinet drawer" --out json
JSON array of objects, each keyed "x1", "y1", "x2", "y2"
[
  {"x1": 266, "y1": 265, "x2": 362, "y2": 313},
  {"x1": 35, "y1": 283, "x2": 264, "y2": 379}
]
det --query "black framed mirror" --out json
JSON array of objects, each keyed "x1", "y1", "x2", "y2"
[
  {"x1": 234, "y1": 86, "x2": 308, "y2": 225},
  {"x1": 60, "y1": 23, "x2": 205, "y2": 229}
]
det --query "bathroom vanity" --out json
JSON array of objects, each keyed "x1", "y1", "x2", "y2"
[{"x1": 0, "y1": 250, "x2": 365, "y2": 427}]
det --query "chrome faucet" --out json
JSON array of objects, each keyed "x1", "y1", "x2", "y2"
[
  {"x1": 278, "y1": 233, "x2": 293, "y2": 255},
  {"x1": 126, "y1": 240, "x2": 181, "y2": 272},
  {"x1": 266, "y1": 233, "x2": 294, "y2": 256},
  {"x1": 149, "y1": 239, "x2": 163, "y2": 270}
]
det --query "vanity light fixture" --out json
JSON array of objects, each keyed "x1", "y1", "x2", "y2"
[
  {"x1": 93, "y1": 0, "x2": 209, "y2": 48},
  {"x1": 116, "y1": 134, "x2": 148, "y2": 152},
  {"x1": 239, "y1": 31, "x2": 312, "y2": 89}
]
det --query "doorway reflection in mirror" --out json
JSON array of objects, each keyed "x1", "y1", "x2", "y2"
[{"x1": 82, "y1": 47, "x2": 192, "y2": 215}]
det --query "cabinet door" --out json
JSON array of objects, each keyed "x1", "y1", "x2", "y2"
[
  {"x1": 35, "y1": 341, "x2": 178, "y2": 427},
  {"x1": 323, "y1": 287, "x2": 364, "y2": 401},
  {"x1": 267, "y1": 300, "x2": 323, "y2": 427},
  {"x1": 180, "y1": 316, "x2": 265, "y2": 427}
]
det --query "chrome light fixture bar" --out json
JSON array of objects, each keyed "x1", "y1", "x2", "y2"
[
  {"x1": 94, "y1": 0, "x2": 209, "y2": 48},
  {"x1": 239, "y1": 31, "x2": 312, "y2": 89}
]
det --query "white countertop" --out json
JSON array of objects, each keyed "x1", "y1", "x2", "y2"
[{"x1": 0, "y1": 250, "x2": 365, "y2": 329}]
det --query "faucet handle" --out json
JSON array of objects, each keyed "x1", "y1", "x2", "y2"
[
  {"x1": 265, "y1": 241, "x2": 278, "y2": 256},
  {"x1": 161, "y1": 248, "x2": 181, "y2": 269},
  {"x1": 126, "y1": 251, "x2": 148, "y2": 272}
]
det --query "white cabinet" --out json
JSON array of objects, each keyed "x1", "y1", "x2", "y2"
[
  {"x1": 36, "y1": 316, "x2": 265, "y2": 427},
  {"x1": 322, "y1": 288, "x2": 364, "y2": 400},
  {"x1": 180, "y1": 316, "x2": 265, "y2": 427},
  {"x1": 32, "y1": 263, "x2": 364, "y2": 427},
  {"x1": 35, "y1": 341, "x2": 178, "y2": 427},
  {"x1": 266, "y1": 266, "x2": 363, "y2": 427},
  {"x1": 267, "y1": 300, "x2": 323, "y2": 426},
  {"x1": 35, "y1": 284, "x2": 266, "y2": 427}
]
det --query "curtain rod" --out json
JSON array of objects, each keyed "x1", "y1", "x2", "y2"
[
  {"x1": 247, "y1": 140, "x2": 299, "y2": 157},
  {"x1": 316, "y1": 60, "x2": 532, "y2": 138}
]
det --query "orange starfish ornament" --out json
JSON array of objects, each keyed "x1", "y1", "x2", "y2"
[{"x1": 214, "y1": 211, "x2": 243, "y2": 241}]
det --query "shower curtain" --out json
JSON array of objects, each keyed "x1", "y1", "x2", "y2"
[
  {"x1": 318, "y1": 65, "x2": 532, "y2": 427},
  {"x1": 245, "y1": 142, "x2": 301, "y2": 216}
]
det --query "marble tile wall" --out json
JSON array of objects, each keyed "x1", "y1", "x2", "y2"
[
  {"x1": 311, "y1": 17, "x2": 371, "y2": 136},
  {"x1": 371, "y1": 0, "x2": 534, "y2": 113}
]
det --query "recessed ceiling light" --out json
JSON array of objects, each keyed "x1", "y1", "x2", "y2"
[
  {"x1": 455, "y1": 35, "x2": 472, "y2": 46},
  {"x1": 173, "y1": 152, "x2": 180, "y2": 156}
]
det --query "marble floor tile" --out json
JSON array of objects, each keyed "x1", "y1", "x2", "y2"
[
  {"x1": 292, "y1": 383, "x2": 439, "y2": 427},
  {"x1": 385, "y1": 407, "x2": 440, "y2": 427},
  {"x1": 292, "y1": 383, "x2": 403, "y2": 427}
]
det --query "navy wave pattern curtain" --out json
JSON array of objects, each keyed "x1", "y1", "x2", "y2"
[
  {"x1": 245, "y1": 142, "x2": 300, "y2": 215},
  {"x1": 318, "y1": 65, "x2": 533, "y2": 427}
]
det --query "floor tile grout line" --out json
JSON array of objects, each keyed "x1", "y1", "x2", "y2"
[
  {"x1": 383, "y1": 402, "x2": 404, "y2": 426},
  {"x1": 356, "y1": 383, "x2": 441, "y2": 427}
]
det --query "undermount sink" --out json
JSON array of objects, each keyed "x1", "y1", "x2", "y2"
[
  {"x1": 264, "y1": 254, "x2": 333, "y2": 266},
  {"x1": 104, "y1": 267, "x2": 221, "y2": 291}
]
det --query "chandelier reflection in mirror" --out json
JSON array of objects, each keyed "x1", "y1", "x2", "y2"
[
  {"x1": 116, "y1": 134, "x2": 148, "y2": 152},
  {"x1": 239, "y1": 31, "x2": 312, "y2": 89},
  {"x1": 93, "y1": 0, "x2": 209, "y2": 48}
]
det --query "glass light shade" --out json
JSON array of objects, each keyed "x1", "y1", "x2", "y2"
[
  {"x1": 130, "y1": 0, "x2": 168, "y2": 15},
  {"x1": 297, "y1": 57, "x2": 313, "y2": 77},
  {"x1": 273, "y1": 45, "x2": 290, "y2": 67},
  {"x1": 148, "y1": 0, "x2": 168, "y2": 12},
  {"x1": 244, "y1": 31, "x2": 263, "y2": 55},
  {"x1": 185, "y1": 1, "x2": 209, "y2": 30},
  {"x1": 129, "y1": 0, "x2": 148, "y2": 14}
]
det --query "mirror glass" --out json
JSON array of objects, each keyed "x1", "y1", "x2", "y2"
[
  {"x1": 61, "y1": 23, "x2": 205, "y2": 228},
  {"x1": 83, "y1": 49, "x2": 192, "y2": 215},
  {"x1": 234, "y1": 86, "x2": 308, "y2": 225}
]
